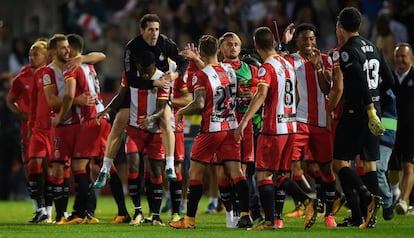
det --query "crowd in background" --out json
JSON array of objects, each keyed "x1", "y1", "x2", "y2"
[{"x1": 0, "y1": 0, "x2": 413, "y2": 200}]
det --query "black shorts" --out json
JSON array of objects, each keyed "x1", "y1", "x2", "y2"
[
  {"x1": 388, "y1": 149, "x2": 402, "y2": 171},
  {"x1": 392, "y1": 150, "x2": 414, "y2": 165},
  {"x1": 394, "y1": 129, "x2": 414, "y2": 163},
  {"x1": 333, "y1": 110, "x2": 379, "y2": 162}
]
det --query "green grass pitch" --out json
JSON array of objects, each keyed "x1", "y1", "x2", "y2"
[{"x1": 0, "y1": 195, "x2": 412, "y2": 238}]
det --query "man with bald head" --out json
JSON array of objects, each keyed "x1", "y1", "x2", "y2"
[{"x1": 393, "y1": 43, "x2": 414, "y2": 215}]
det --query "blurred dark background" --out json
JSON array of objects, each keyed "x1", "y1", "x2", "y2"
[{"x1": 0, "y1": 0, "x2": 413, "y2": 200}]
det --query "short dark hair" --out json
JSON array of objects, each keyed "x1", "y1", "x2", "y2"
[
  {"x1": 48, "y1": 34, "x2": 67, "y2": 50},
  {"x1": 338, "y1": 7, "x2": 361, "y2": 33},
  {"x1": 198, "y1": 35, "x2": 218, "y2": 57},
  {"x1": 66, "y1": 33, "x2": 84, "y2": 53},
  {"x1": 139, "y1": 14, "x2": 160, "y2": 29},
  {"x1": 138, "y1": 50, "x2": 155, "y2": 67},
  {"x1": 254, "y1": 27, "x2": 275, "y2": 51},
  {"x1": 294, "y1": 23, "x2": 317, "y2": 40}
]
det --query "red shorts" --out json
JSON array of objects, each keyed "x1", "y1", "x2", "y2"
[
  {"x1": 256, "y1": 133, "x2": 295, "y2": 171},
  {"x1": 331, "y1": 119, "x2": 340, "y2": 143},
  {"x1": 126, "y1": 126, "x2": 165, "y2": 160},
  {"x1": 20, "y1": 122, "x2": 29, "y2": 163},
  {"x1": 301, "y1": 145, "x2": 313, "y2": 161},
  {"x1": 292, "y1": 122, "x2": 333, "y2": 164},
  {"x1": 174, "y1": 132, "x2": 185, "y2": 162},
  {"x1": 28, "y1": 128, "x2": 53, "y2": 161},
  {"x1": 52, "y1": 120, "x2": 101, "y2": 163},
  {"x1": 191, "y1": 130, "x2": 240, "y2": 164},
  {"x1": 237, "y1": 113, "x2": 254, "y2": 164},
  {"x1": 76, "y1": 119, "x2": 102, "y2": 157}
]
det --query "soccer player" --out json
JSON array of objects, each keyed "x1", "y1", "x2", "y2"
[
  {"x1": 49, "y1": 33, "x2": 104, "y2": 224},
  {"x1": 42, "y1": 34, "x2": 105, "y2": 223},
  {"x1": 94, "y1": 13, "x2": 188, "y2": 187},
  {"x1": 393, "y1": 43, "x2": 414, "y2": 215},
  {"x1": 218, "y1": 32, "x2": 259, "y2": 227},
  {"x1": 333, "y1": 7, "x2": 394, "y2": 228},
  {"x1": 235, "y1": 26, "x2": 320, "y2": 231},
  {"x1": 7, "y1": 39, "x2": 50, "y2": 223},
  {"x1": 282, "y1": 23, "x2": 337, "y2": 227},
  {"x1": 169, "y1": 35, "x2": 252, "y2": 229},
  {"x1": 124, "y1": 50, "x2": 173, "y2": 225}
]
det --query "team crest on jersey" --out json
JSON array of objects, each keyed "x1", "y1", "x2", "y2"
[
  {"x1": 159, "y1": 53, "x2": 165, "y2": 61},
  {"x1": 43, "y1": 74, "x2": 51, "y2": 85},
  {"x1": 333, "y1": 51, "x2": 340, "y2": 61},
  {"x1": 192, "y1": 75, "x2": 198, "y2": 86},
  {"x1": 341, "y1": 51, "x2": 349, "y2": 62},
  {"x1": 258, "y1": 67, "x2": 266, "y2": 77},
  {"x1": 408, "y1": 78, "x2": 414, "y2": 87}
]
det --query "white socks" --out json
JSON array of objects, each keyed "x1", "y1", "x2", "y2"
[
  {"x1": 165, "y1": 156, "x2": 174, "y2": 170},
  {"x1": 101, "y1": 157, "x2": 114, "y2": 173}
]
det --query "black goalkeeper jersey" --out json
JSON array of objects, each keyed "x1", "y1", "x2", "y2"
[
  {"x1": 339, "y1": 35, "x2": 394, "y2": 114},
  {"x1": 123, "y1": 34, "x2": 188, "y2": 89}
]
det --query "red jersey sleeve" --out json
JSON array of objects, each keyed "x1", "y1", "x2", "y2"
[
  {"x1": 186, "y1": 61, "x2": 199, "y2": 92},
  {"x1": 28, "y1": 68, "x2": 42, "y2": 129},
  {"x1": 257, "y1": 63, "x2": 273, "y2": 87},
  {"x1": 42, "y1": 67, "x2": 57, "y2": 89},
  {"x1": 321, "y1": 54, "x2": 333, "y2": 72},
  {"x1": 157, "y1": 86, "x2": 170, "y2": 100},
  {"x1": 192, "y1": 70, "x2": 207, "y2": 91},
  {"x1": 249, "y1": 64, "x2": 259, "y2": 94}
]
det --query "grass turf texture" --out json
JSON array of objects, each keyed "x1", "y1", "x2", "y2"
[{"x1": 0, "y1": 196, "x2": 412, "y2": 238}]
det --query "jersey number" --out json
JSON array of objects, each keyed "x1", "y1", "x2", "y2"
[
  {"x1": 284, "y1": 78, "x2": 294, "y2": 107},
  {"x1": 363, "y1": 59, "x2": 380, "y2": 89},
  {"x1": 215, "y1": 84, "x2": 236, "y2": 112}
]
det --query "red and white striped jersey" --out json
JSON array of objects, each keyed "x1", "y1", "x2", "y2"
[
  {"x1": 63, "y1": 64, "x2": 98, "y2": 124},
  {"x1": 258, "y1": 55, "x2": 296, "y2": 135},
  {"x1": 192, "y1": 63, "x2": 238, "y2": 133},
  {"x1": 128, "y1": 69, "x2": 170, "y2": 133},
  {"x1": 285, "y1": 53, "x2": 332, "y2": 127}
]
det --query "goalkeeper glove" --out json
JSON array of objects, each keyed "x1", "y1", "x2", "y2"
[{"x1": 367, "y1": 107, "x2": 385, "y2": 136}]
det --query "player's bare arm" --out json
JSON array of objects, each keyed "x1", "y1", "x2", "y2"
[
  {"x1": 176, "y1": 88, "x2": 205, "y2": 122},
  {"x1": 308, "y1": 48, "x2": 332, "y2": 95},
  {"x1": 327, "y1": 65, "x2": 343, "y2": 131},
  {"x1": 282, "y1": 23, "x2": 295, "y2": 44},
  {"x1": 140, "y1": 99, "x2": 169, "y2": 129},
  {"x1": 172, "y1": 90, "x2": 193, "y2": 108},
  {"x1": 180, "y1": 43, "x2": 205, "y2": 70},
  {"x1": 6, "y1": 94, "x2": 27, "y2": 120},
  {"x1": 97, "y1": 86, "x2": 129, "y2": 119},
  {"x1": 65, "y1": 52, "x2": 106, "y2": 72}
]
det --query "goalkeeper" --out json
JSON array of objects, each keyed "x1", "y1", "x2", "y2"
[{"x1": 332, "y1": 7, "x2": 394, "y2": 228}]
